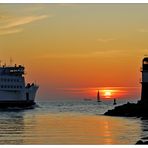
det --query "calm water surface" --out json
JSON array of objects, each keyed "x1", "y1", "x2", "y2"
[{"x1": 0, "y1": 100, "x2": 146, "y2": 144}]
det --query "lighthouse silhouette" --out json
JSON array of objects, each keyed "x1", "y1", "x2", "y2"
[{"x1": 141, "y1": 57, "x2": 148, "y2": 102}]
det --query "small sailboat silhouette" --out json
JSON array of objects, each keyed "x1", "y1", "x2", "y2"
[{"x1": 97, "y1": 90, "x2": 101, "y2": 102}]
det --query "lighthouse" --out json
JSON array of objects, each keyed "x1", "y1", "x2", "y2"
[{"x1": 141, "y1": 57, "x2": 148, "y2": 102}]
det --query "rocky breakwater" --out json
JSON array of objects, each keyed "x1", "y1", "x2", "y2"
[{"x1": 104, "y1": 100, "x2": 148, "y2": 117}]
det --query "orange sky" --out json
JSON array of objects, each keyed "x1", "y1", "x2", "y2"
[{"x1": 0, "y1": 4, "x2": 147, "y2": 100}]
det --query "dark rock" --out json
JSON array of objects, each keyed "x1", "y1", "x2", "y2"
[
  {"x1": 136, "y1": 140, "x2": 144, "y2": 144},
  {"x1": 136, "y1": 140, "x2": 148, "y2": 144}
]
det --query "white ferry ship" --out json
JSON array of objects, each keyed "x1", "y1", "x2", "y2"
[{"x1": 0, "y1": 64, "x2": 39, "y2": 107}]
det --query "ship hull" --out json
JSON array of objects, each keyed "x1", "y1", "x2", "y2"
[
  {"x1": 0, "y1": 100, "x2": 35, "y2": 108},
  {"x1": 0, "y1": 85, "x2": 38, "y2": 108}
]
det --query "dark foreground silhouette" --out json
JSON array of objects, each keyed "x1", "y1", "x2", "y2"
[
  {"x1": 104, "y1": 101, "x2": 148, "y2": 117},
  {"x1": 0, "y1": 100, "x2": 36, "y2": 109},
  {"x1": 136, "y1": 140, "x2": 148, "y2": 144}
]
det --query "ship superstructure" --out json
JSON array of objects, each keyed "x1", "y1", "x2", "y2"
[{"x1": 0, "y1": 64, "x2": 38, "y2": 107}]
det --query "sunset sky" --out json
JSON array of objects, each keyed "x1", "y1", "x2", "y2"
[{"x1": 0, "y1": 4, "x2": 148, "y2": 100}]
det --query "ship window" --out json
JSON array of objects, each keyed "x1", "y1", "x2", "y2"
[{"x1": 1, "y1": 85, "x2": 3, "y2": 88}]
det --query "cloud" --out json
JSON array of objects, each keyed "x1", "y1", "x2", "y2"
[
  {"x1": 138, "y1": 29, "x2": 148, "y2": 33},
  {"x1": 0, "y1": 15, "x2": 49, "y2": 29},
  {"x1": 34, "y1": 53, "x2": 92, "y2": 59},
  {"x1": 58, "y1": 4, "x2": 81, "y2": 7},
  {"x1": 0, "y1": 28, "x2": 22, "y2": 36},
  {"x1": 59, "y1": 87, "x2": 138, "y2": 95},
  {"x1": 22, "y1": 5, "x2": 47, "y2": 12},
  {"x1": 97, "y1": 38, "x2": 116, "y2": 43},
  {"x1": 0, "y1": 15, "x2": 7, "y2": 19},
  {"x1": 34, "y1": 50, "x2": 125, "y2": 59},
  {"x1": 0, "y1": 14, "x2": 49, "y2": 36}
]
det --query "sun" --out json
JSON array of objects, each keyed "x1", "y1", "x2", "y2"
[
  {"x1": 104, "y1": 90, "x2": 112, "y2": 98},
  {"x1": 105, "y1": 91, "x2": 111, "y2": 96}
]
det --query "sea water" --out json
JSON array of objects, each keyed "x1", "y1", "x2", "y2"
[{"x1": 0, "y1": 99, "x2": 146, "y2": 144}]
